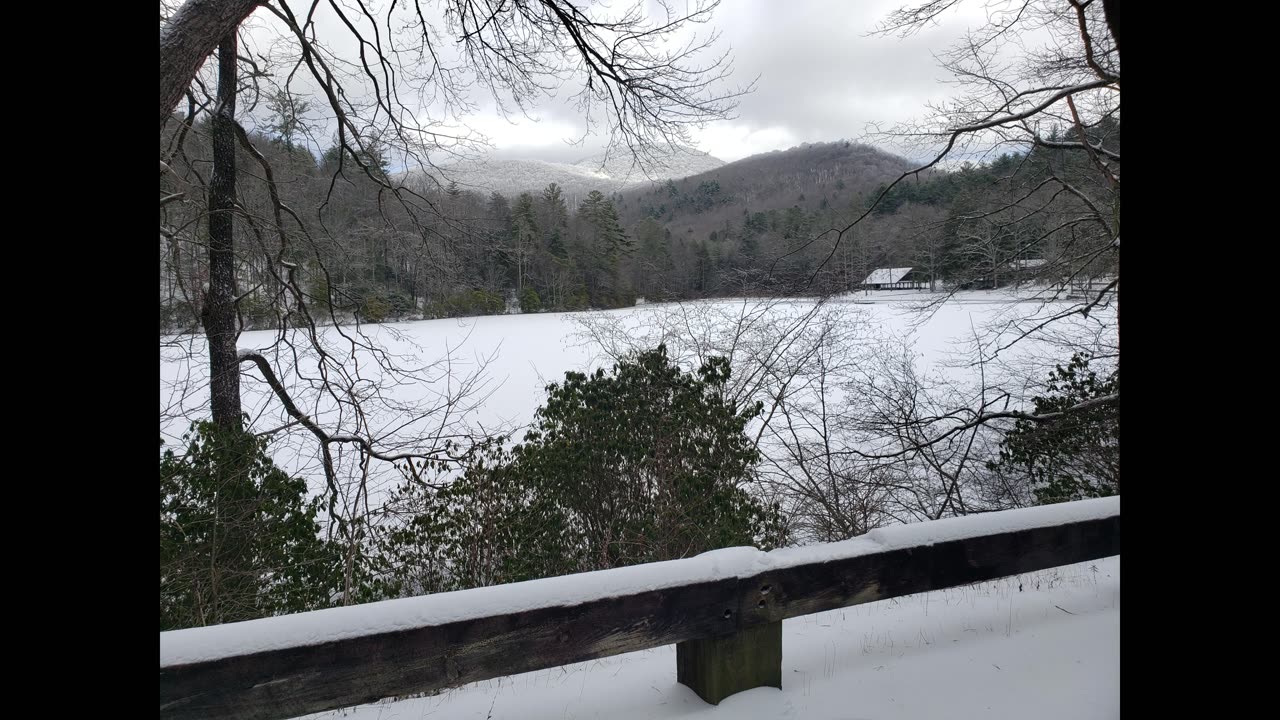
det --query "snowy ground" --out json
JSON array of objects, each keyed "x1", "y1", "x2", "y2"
[
  {"x1": 161, "y1": 294, "x2": 1119, "y2": 718},
  {"x1": 298, "y1": 556, "x2": 1119, "y2": 720}
]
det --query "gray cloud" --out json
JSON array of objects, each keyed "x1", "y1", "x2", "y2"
[
  {"x1": 238, "y1": 1, "x2": 994, "y2": 166},
  {"x1": 711, "y1": 1, "x2": 953, "y2": 136},
  {"x1": 475, "y1": 0, "x2": 989, "y2": 163}
]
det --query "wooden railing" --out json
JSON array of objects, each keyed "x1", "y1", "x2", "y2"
[{"x1": 160, "y1": 498, "x2": 1120, "y2": 720}]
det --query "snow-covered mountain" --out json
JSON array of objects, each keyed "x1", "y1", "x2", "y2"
[{"x1": 434, "y1": 146, "x2": 724, "y2": 198}]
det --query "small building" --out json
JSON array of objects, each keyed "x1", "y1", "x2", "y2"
[
  {"x1": 1005, "y1": 258, "x2": 1047, "y2": 288},
  {"x1": 862, "y1": 267, "x2": 925, "y2": 290},
  {"x1": 1008, "y1": 258, "x2": 1047, "y2": 272}
]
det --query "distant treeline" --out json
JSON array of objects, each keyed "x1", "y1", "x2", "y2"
[{"x1": 161, "y1": 119, "x2": 1119, "y2": 331}]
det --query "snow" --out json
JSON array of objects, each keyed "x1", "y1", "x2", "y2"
[
  {"x1": 161, "y1": 292, "x2": 1117, "y2": 511},
  {"x1": 160, "y1": 498, "x2": 1116, "y2": 669},
  {"x1": 430, "y1": 147, "x2": 724, "y2": 199},
  {"x1": 161, "y1": 546, "x2": 762, "y2": 668},
  {"x1": 1009, "y1": 258, "x2": 1047, "y2": 269},
  {"x1": 769, "y1": 496, "x2": 1117, "y2": 568},
  {"x1": 291, "y1": 556, "x2": 1118, "y2": 720},
  {"x1": 161, "y1": 293, "x2": 1119, "y2": 719},
  {"x1": 863, "y1": 267, "x2": 914, "y2": 285}
]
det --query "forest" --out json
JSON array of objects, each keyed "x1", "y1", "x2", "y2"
[
  {"x1": 160, "y1": 0, "x2": 1119, "y2": 637},
  {"x1": 161, "y1": 119, "x2": 1117, "y2": 331}
]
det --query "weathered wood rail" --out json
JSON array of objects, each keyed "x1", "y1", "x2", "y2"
[{"x1": 160, "y1": 499, "x2": 1120, "y2": 720}]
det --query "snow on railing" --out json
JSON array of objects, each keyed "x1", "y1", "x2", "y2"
[{"x1": 160, "y1": 497, "x2": 1120, "y2": 720}]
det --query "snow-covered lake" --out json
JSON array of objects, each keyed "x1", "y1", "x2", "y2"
[{"x1": 161, "y1": 289, "x2": 1116, "y2": 498}]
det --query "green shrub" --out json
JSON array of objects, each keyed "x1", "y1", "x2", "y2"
[
  {"x1": 237, "y1": 292, "x2": 277, "y2": 329},
  {"x1": 307, "y1": 271, "x2": 332, "y2": 313},
  {"x1": 564, "y1": 289, "x2": 590, "y2": 311},
  {"x1": 429, "y1": 289, "x2": 506, "y2": 318},
  {"x1": 379, "y1": 346, "x2": 787, "y2": 591},
  {"x1": 519, "y1": 288, "x2": 542, "y2": 313},
  {"x1": 988, "y1": 352, "x2": 1119, "y2": 505},
  {"x1": 361, "y1": 294, "x2": 390, "y2": 323},
  {"x1": 160, "y1": 422, "x2": 339, "y2": 630},
  {"x1": 385, "y1": 290, "x2": 415, "y2": 318}
]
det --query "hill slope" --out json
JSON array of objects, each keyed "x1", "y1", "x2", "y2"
[{"x1": 616, "y1": 141, "x2": 917, "y2": 238}]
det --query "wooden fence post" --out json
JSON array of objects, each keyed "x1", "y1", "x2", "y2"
[{"x1": 676, "y1": 620, "x2": 782, "y2": 704}]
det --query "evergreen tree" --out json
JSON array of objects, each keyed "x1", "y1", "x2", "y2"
[
  {"x1": 633, "y1": 216, "x2": 672, "y2": 298},
  {"x1": 541, "y1": 183, "x2": 569, "y2": 230},
  {"x1": 575, "y1": 190, "x2": 632, "y2": 306},
  {"x1": 160, "y1": 421, "x2": 339, "y2": 630},
  {"x1": 694, "y1": 242, "x2": 714, "y2": 294}
]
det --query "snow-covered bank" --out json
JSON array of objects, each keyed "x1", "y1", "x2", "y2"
[{"x1": 161, "y1": 292, "x2": 1116, "y2": 498}]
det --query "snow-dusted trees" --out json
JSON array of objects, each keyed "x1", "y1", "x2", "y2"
[
  {"x1": 867, "y1": 0, "x2": 1119, "y2": 303},
  {"x1": 573, "y1": 190, "x2": 633, "y2": 306},
  {"x1": 746, "y1": 0, "x2": 1123, "y2": 508}
]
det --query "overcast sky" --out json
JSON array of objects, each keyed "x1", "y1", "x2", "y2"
[
  {"x1": 240, "y1": 1, "x2": 1002, "y2": 167},
  {"x1": 470, "y1": 0, "x2": 993, "y2": 164}
]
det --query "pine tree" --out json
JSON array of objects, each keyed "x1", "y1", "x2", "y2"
[{"x1": 576, "y1": 190, "x2": 632, "y2": 306}]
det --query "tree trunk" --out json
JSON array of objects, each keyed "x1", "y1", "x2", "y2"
[
  {"x1": 1102, "y1": 0, "x2": 1120, "y2": 64},
  {"x1": 1102, "y1": 0, "x2": 1120, "y2": 362},
  {"x1": 160, "y1": 0, "x2": 262, "y2": 129},
  {"x1": 203, "y1": 35, "x2": 242, "y2": 430}
]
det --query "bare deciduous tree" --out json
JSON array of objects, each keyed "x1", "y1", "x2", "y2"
[
  {"x1": 160, "y1": 0, "x2": 749, "y2": 602},
  {"x1": 763, "y1": 0, "x2": 1121, "y2": 480}
]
